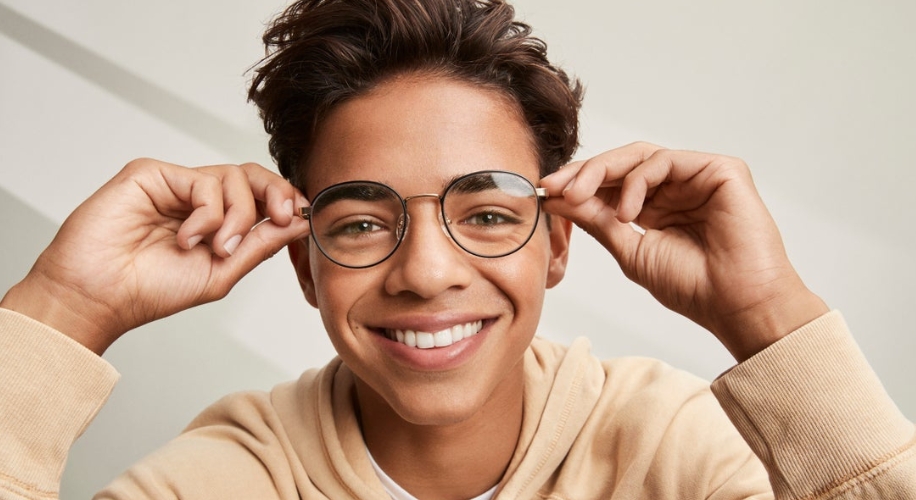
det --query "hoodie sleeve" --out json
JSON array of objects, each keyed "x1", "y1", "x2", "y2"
[
  {"x1": 711, "y1": 310, "x2": 916, "y2": 499},
  {"x1": 0, "y1": 308, "x2": 120, "y2": 500}
]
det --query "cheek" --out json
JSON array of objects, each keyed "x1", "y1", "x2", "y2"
[
  {"x1": 309, "y1": 258, "x2": 384, "y2": 366},
  {"x1": 309, "y1": 246, "x2": 364, "y2": 333},
  {"x1": 479, "y1": 230, "x2": 552, "y2": 315}
]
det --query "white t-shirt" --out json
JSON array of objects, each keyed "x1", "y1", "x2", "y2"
[{"x1": 366, "y1": 447, "x2": 498, "y2": 500}]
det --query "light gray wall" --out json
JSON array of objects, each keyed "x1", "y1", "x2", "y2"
[{"x1": 1, "y1": 1, "x2": 913, "y2": 496}]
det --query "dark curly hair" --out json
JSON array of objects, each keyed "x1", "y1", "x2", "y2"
[{"x1": 248, "y1": 0, "x2": 583, "y2": 190}]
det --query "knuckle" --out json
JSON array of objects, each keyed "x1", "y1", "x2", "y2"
[
  {"x1": 241, "y1": 161, "x2": 281, "y2": 181},
  {"x1": 641, "y1": 149, "x2": 673, "y2": 173},
  {"x1": 198, "y1": 170, "x2": 222, "y2": 188},
  {"x1": 731, "y1": 157, "x2": 751, "y2": 173},
  {"x1": 579, "y1": 157, "x2": 599, "y2": 175},
  {"x1": 122, "y1": 157, "x2": 157, "y2": 174},
  {"x1": 647, "y1": 148, "x2": 674, "y2": 162},
  {"x1": 238, "y1": 161, "x2": 266, "y2": 172},
  {"x1": 717, "y1": 156, "x2": 752, "y2": 179},
  {"x1": 630, "y1": 141, "x2": 663, "y2": 154},
  {"x1": 221, "y1": 164, "x2": 249, "y2": 183}
]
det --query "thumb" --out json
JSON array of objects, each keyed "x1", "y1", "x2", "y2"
[
  {"x1": 213, "y1": 216, "x2": 311, "y2": 286},
  {"x1": 543, "y1": 196, "x2": 643, "y2": 269}
]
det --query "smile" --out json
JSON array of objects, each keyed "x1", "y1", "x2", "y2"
[{"x1": 384, "y1": 320, "x2": 484, "y2": 349}]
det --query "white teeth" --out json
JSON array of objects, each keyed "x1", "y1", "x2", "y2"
[
  {"x1": 416, "y1": 332, "x2": 435, "y2": 349},
  {"x1": 452, "y1": 326, "x2": 464, "y2": 342},
  {"x1": 385, "y1": 320, "x2": 483, "y2": 349},
  {"x1": 434, "y1": 329, "x2": 451, "y2": 347}
]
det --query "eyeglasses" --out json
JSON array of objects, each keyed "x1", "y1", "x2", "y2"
[{"x1": 298, "y1": 170, "x2": 548, "y2": 268}]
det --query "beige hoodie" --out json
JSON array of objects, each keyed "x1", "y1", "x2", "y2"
[{"x1": 0, "y1": 309, "x2": 913, "y2": 499}]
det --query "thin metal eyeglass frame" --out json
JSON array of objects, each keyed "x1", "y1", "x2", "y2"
[{"x1": 296, "y1": 170, "x2": 549, "y2": 269}]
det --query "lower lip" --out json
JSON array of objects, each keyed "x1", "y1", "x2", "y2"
[{"x1": 374, "y1": 323, "x2": 491, "y2": 372}]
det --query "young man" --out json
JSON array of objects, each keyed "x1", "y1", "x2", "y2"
[{"x1": 0, "y1": 0, "x2": 913, "y2": 498}]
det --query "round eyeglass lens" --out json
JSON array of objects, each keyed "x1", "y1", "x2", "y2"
[
  {"x1": 308, "y1": 182, "x2": 405, "y2": 268},
  {"x1": 307, "y1": 171, "x2": 542, "y2": 268},
  {"x1": 443, "y1": 171, "x2": 540, "y2": 258}
]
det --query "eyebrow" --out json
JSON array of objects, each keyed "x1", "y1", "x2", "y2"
[
  {"x1": 448, "y1": 173, "x2": 501, "y2": 194},
  {"x1": 312, "y1": 183, "x2": 396, "y2": 214}
]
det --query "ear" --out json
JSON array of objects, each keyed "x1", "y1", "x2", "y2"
[
  {"x1": 287, "y1": 238, "x2": 319, "y2": 308},
  {"x1": 545, "y1": 215, "x2": 573, "y2": 289}
]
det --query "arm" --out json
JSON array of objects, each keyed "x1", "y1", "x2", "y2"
[
  {"x1": 0, "y1": 158, "x2": 310, "y2": 499},
  {"x1": 711, "y1": 311, "x2": 915, "y2": 499},
  {"x1": 539, "y1": 142, "x2": 915, "y2": 497}
]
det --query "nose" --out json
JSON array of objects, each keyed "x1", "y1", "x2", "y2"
[{"x1": 383, "y1": 197, "x2": 474, "y2": 298}]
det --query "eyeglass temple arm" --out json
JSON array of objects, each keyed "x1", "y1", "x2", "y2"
[{"x1": 535, "y1": 187, "x2": 548, "y2": 199}]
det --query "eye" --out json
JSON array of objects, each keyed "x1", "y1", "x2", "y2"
[
  {"x1": 326, "y1": 218, "x2": 386, "y2": 237},
  {"x1": 462, "y1": 210, "x2": 522, "y2": 226}
]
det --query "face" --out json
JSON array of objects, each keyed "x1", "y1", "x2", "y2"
[{"x1": 289, "y1": 75, "x2": 571, "y2": 426}]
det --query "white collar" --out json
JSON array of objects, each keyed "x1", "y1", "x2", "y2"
[{"x1": 366, "y1": 446, "x2": 498, "y2": 500}]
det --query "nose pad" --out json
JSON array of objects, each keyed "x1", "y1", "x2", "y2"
[
  {"x1": 395, "y1": 207, "x2": 451, "y2": 244},
  {"x1": 396, "y1": 213, "x2": 408, "y2": 240}
]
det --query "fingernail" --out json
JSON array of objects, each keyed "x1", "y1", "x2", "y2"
[
  {"x1": 187, "y1": 234, "x2": 203, "y2": 249},
  {"x1": 283, "y1": 198, "x2": 293, "y2": 215},
  {"x1": 224, "y1": 234, "x2": 242, "y2": 256}
]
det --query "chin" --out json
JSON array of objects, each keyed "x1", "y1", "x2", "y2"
[
  {"x1": 354, "y1": 366, "x2": 517, "y2": 429},
  {"x1": 388, "y1": 391, "x2": 487, "y2": 427}
]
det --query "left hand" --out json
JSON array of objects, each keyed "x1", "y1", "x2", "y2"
[
  {"x1": 540, "y1": 142, "x2": 828, "y2": 361},
  {"x1": 0, "y1": 159, "x2": 311, "y2": 355}
]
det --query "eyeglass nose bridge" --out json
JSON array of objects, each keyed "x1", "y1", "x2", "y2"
[{"x1": 396, "y1": 193, "x2": 451, "y2": 241}]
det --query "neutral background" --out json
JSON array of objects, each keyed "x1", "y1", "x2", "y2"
[{"x1": 1, "y1": 0, "x2": 913, "y2": 496}]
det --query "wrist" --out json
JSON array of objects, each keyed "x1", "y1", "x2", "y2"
[
  {"x1": 715, "y1": 285, "x2": 830, "y2": 362},
  {"x1": 1, "y1": 276, "x2": 120, "y2": 356}
]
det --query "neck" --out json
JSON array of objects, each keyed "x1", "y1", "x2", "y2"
[{"x1": 356, "y1": 365, "x2": 524, "y2": 500}]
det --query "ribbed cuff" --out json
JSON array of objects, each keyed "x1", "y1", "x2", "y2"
[
  {"x1": 711, "y1": 310, "x2": 914, "y2": 498},
  {"x1": 0, "y1": 308, "x2": 119, "y2": 496}
]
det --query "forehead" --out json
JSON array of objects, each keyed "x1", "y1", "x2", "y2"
[{"x1": 302, "y1": 76, "x2": 539, "y2": 197}]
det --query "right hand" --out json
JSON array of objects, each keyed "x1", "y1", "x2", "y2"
[
  {"x1": 540, "y1": 143, "x2": 827, "y2": 361},
  {"x1": 0, "y1": 158, "x2": 311, "y2": 354}
]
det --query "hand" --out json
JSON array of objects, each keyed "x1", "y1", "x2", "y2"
[
  {"x1": 540, "y1": 142, "x2": 828, "y2": 361},
  {"x1": 0, "y1": 158, "x2": 310, "y2": 354}
]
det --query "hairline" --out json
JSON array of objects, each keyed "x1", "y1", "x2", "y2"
[{"x1": 296, "y1": 69, "x2": 541, "y2": 195}]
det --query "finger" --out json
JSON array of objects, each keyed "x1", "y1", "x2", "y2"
[
  {"x1": 542, "y1": 194, "x2": 643, "y2": 267},
  {"x1": 199, "y1": 165, "x2": 259, "y2": 258},
  {"x1": 150, "y1": 164, "x2": 226, "y2": 251},
  {"x1": 629, "y1": 174, "x2": 718, "y2": 230},
  {"x1": 558, "y1": 142, "x2": 664, "y2": 205},
  {"x1": 539, "y1": 160, "x2": 585, "y2": 194},
  {"x1": 239, "y1": 162, "x2": 307, "y2": 226},
  {"x1": 208, "y1": 215, "x2": 312, "y2": 289},
  {"x1": 616, "y1": 149, "x2": 721, "y2": 223},
  {"x1": 542, "y1": 195, "x2": 617, "y2": 233}
]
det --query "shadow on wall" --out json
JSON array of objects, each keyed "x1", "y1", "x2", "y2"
[
  {"x1": 0, "y1": 2, "x2": 265, "y2": 163},
  {"x1": 0, "y1": 187, "x2": 291, "y2": 497}
]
